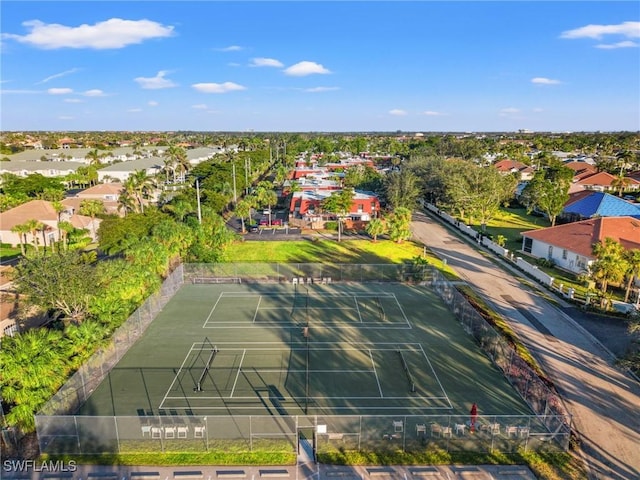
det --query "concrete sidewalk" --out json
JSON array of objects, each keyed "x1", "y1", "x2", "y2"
[
  {"x1": 411, "y1": 210, "x2": 640, "y2": 480},
  {"x1": 1, "y1": 462, "x2": 538, "y2": 480}
]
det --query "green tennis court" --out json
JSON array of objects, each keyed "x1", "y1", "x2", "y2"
[{"x1": 78, "y1": 282, "x2": 532, "y2": 418}]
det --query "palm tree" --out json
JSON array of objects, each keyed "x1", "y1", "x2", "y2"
[
  {"x1": 58, "y1": 221, "x2": 74, "y2": 251},
  {"x1": 255, "y1": 182, "x2": 278, "y2": 225},
  {"x1": 387, "y1": 207, "x2": 412, "y2": 243},
  {"x1": 52, "y1": 200, "x2": 66, "y2": 247},
  {"x1": 24, "y1": 219, "x2": 42, "y2": 253},
  {"x1": 10, "y1": 222, "x2": 30, "y2": 256},
  {"x1": 234, "y1": 198, "x2": 252, "y2": 233},
  {"x1": 86, "y1": 149, "x2": 103, "y2": 166},
  {"x1": 624, "y1": 249, "x2": 640, "y2": 303},
  {"x1": 610, "y1": 174, "x2": 632, "y2": 197},
  {"x1": 591, "y1": 238, "x2": 629, "y2": 307},
  {"x1": 123, "y1": 170, "x2": 154, "y2": 213},
  {"x1": 164, "y1": 145, "x2": 189, "y2": 183},
  {"x1": 79, "y1": 199, "x2": 104, "y2": 238},
  {"x1": 365, "y1": 217, "x2": 386, "y2": 242}
]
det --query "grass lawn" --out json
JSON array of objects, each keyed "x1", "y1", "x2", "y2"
[
  {"x1": 226, "y1": 238, "x2": 423, "y2": 263},
  {"x1": 470, "y1": 206, "x2": 551, "y2": 253},
  {"x1": 0, "y1": 245, "x2": 22, "y2": 262}
]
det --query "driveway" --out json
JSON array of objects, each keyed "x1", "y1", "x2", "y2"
[{"x1": 411, "y1": 210, "x2": 640, "y2": 480}]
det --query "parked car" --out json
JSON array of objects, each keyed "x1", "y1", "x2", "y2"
[
  {"x1": 248, "y1": 224, "x2": 259, "y2": 232},
  {"x1": 623, "y1": 195, "x2": 636, "y2": 202},
  {"x1": 272, "y1": 218, "x2": 283, "y2": 226},
  {"x1": 259, "y1": 217, "x2": 268, "y2": 226}
]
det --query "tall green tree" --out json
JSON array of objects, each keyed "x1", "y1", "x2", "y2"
[
  {"x1": 384, "y1": 169, "x2": 421, "y2": 210},
  {"x1": 321, "y1": 188, "x2": 355, "y2": 242},
  {"x1": 12, "y1": 251, "x2": 97, "y2": 325},
  {"x1": 520, "y1": 165, "x2": 573, "y2": 226}
]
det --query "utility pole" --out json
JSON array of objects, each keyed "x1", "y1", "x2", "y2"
[
  {"x1": 232, "y1": 163, "x2": 237, "y2": 205},
  {"x1": 244, "y1": 158, "x2": 249, "y2": 194},
  {"x1": 196, "y1": 179, "x2": 202, "y2": 224}
]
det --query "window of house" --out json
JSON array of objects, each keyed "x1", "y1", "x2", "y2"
[
  {"x1": 562, "y1": 249, "x2": 567, "y2": 260},
  {"x1": 523, "y1": 237, "x2": 533, "y2": 253},
  {"x1": 548, "y1": 245, "x2": 553, "y2": 259},
  {"x1": 357, "y1": 204, "x2": 364, "y2": 213}
]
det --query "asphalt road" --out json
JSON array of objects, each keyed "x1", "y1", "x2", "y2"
[{"x1": 410, "y1": 210, "x2": 640, "y2": 480}]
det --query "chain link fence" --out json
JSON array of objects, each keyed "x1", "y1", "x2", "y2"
[
  {"x1": 35, "y1": 413, "x2": 568, "y2": 455},
  {"x1": 35, "y1": 263, "x2": 571, "y2": 455}
]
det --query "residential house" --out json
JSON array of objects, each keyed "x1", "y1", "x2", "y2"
[
  {"x1": 564, "y1": 161, "x2": 598, "y2": 182},
  {"x1": 0, "y1": 200, "x2": 100, "y2": 248},
  {"x1": 576, "y1": 171, "x2": 640, "y2": 193},
  {"x1": 561, "y1": 191, "x2": 640, "y2": 222},
  {"x1": 62, "y1": 183, "x2": 124, "y2": 216},
  {"x1": 289, "y1": 189, "x2": 380, "y2": 228},
  {"x1": 493, "y1": 159, "x2": 535, "y2": 181},
  {"x1": 521, "y1": 216, "x2": 640, "y2": 275}
]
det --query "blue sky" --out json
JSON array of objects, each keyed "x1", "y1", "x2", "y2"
[{"x1": 1, "y1": 1, "x2": 639, "y2": 132}]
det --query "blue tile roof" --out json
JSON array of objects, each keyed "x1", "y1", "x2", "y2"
[{"x1": 563, "y1": 192, "x2": 640, "y2": 218}]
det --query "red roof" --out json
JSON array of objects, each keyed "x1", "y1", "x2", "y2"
[{"x1": 522, "y1": 216, "x2": 640, "y2": 258}]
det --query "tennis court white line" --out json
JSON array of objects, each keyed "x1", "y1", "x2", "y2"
[
  {"x1": 219, "y1": 292, "x2": 397, "y2": 298},
  {"x1": 202, "y1": 293, "x2": 225, "y2": 328},
  {"x1": 252, "y1": 296, "x2": 263, "y2": 323},
  {"x1": 354, "y1": 296, "x2": 363, "y2": 323},
  {"x1": 160, "y1": 343, "x2": 197, "y2": 409},
  {"x1": 230, "y1": 349, "x2": 246, "y2": 398},
  {"x1": 165, "y1": 405, "x2": 453, "y2": 410},
  {"x1": 369, "y1": 348, "x2": 383, "y2": 398},
  {"x1": 419, "y1": 343, "x2": 453, "y2": 410},
  {"x1": 165, "y1": 394, "x2": 448, "y2": 401},
  {"x1": 236, "y1": 369, "x2": 375, "y2": 373},
  {"x1": 394, "y1": 294, "x2": 412, "y2": 328}
]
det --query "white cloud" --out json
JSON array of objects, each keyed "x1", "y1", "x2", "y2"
[
  {"x1": 0, "y1": 89, "x2": 41, "y2": 94},
  {"x1": 48, "y1": 87, "x2": 73, "y2": 95},
  {"x1": 560, "y1": 21, "x2": 640, "y2": 40},
  {"x1": 595, "y1": 40, "x2": 638, "y2": 49},
  {"x1": 192, "y1": 104, "x2": 208, "y2": 109},
  {"x1": 192, "y1": 82, "x2": 246, "y2": 93},
  {"x1": 499, "y1": 107, "x2": 520, "y2": 117},
  {"x1": 216, "y1": 45, "x2": 243, "y2": 52},
  {"x1": 421, "y1": 111, "x2": 444, "y2": 116},
  {"x1": 64, "y1": 98, "x2": 83, "y2": 103},
  {"x1": 83, "y1": 89, "x2": 105, "y2": 97},
  {"x1": 148, "y1": 101, "x2": 158, "y2": 107},
  {"x1": 531, "y1": 77, "x2": 561, "y2": 85},
  {"x1": 304, "y1": 86, "x2": 339, "y2": 93},
  {"x1": 284, "y1": 61, "x2": 331, "y2": 76},
  {"x1": 37, "y1": 68, "x2": 81, "y2": 84},
  {"x1": 250, "y1": 57, "x2": 284, "y2": 68},
  {"x1": 134, "y1": 71, "x2": 177, "y2": 90},
  {"x1": 127, "y1": 108, "x2": 142, "y2": 112},
  {"x1": 58, "y1": 116, "x2": 74, "y2": 120},
  {"x1": 389, "y1": 109, "x2": 408, "y2": 116},
  {"x1": 2, "y1": 18, "x2": 174, "y2": 50},
  {"x1": 533, "y1": 108, "x2": 544, "y2": 113}
]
